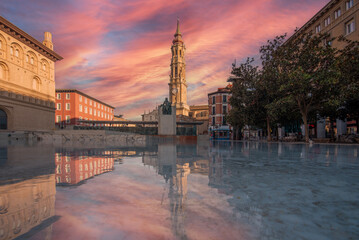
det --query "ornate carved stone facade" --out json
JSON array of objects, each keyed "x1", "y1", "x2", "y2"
[
  {"x1": 0, "y1": 16, "x2": 62, "y2": 130},
  {"x1": 169, "y1": 19, "x2": 189, "y2": 116}
]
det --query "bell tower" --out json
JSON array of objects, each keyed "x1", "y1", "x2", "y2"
[{"x1": 169, "y1": 19, "x2": 189, "y2": 116}]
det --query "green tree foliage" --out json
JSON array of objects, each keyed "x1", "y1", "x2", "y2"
[
  {"x1": 337, "y1": 37, "x2": 359, "y2": 133},
  {"x1": 259, "y1": 34, "x2": 301, "y2": 140},
  {"x1": 228, "y1": 58, "x2": 263, "y2": 132},
  {"x1": 276, "y1": 31, "x2": 338, "y2": 142},
  {"x1": 228, "y1": 30, "x2": 358, "y2": 142}
]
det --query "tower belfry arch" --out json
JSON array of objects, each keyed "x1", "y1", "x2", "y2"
[{"x1": 169, "y1": 19, "x2": 189, "y2": 116}]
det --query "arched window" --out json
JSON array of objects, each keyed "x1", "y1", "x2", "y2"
[
  {"x1": 26, "y1": 52, "x2": 37, "y2": 68},
  {"x1": 10, "y1": 43, "x2": 23, "y2": 61},
  {"x1": 0, "y1": 63, "x2": 8, "y2": 80},
  {"x1": 32, "y1": 77, "x2": 41, "y2": 91},
  {"x1": 0, "y1": 109, "x2": 7, "y2": 129},
  {"x1": 0, "y1": 66, "x2": 3, "y2": 79},
  {"x1": 0, "y1": 35, "x2": 7, "y2": 55},
  {"x1": 41, "y1": 59, "x2": 49, "y2": 72}
]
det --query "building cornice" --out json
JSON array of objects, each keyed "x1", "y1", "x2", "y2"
[
  {"x1": 0, "y1": 16, "x2": 63, "y2": 62},
  {"x1": 286, "y1": 0, "x2": 339, "y2": 43},
  {"x1": 55, "y1": 89, "x2": 115, "y2": 109},
  {"x1": 0, "y1": 90, "x2": 55, "y2": 110},
  {"x1": 208, "y1": 89, "x2": 231, "y2": 96}
]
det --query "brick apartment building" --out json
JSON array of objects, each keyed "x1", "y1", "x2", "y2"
[
  {"x1": 55, "y1": 89, "x2": 115, "y2": 127},
  {"x1": 208, "y1": 85, "x2": 232, "y2": 139}
]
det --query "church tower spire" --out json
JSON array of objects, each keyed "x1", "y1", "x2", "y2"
[
  {"x1": 175, "y1": 18, "x2": 181, "y2": 36},
  {"x1": 169, "y1": 18, "x2": 189, "y2": 116}
]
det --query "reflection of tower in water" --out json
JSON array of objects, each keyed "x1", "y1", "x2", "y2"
[
  {"x1": 169, "y1": 162, "x2": 190, "y2": 239},
  {"x1": 142, "y1": 143, "x2": 209, "y2": 239},
  {"x1": 158, "y1": 144, "x2": 190, "y2": 239}
]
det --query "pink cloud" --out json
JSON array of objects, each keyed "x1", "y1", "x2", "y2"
[{"x1": 2, "y1": 0, "x2": 329, "y2": 119}]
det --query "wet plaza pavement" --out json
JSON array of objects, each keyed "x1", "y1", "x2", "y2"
[{"x1": 0, "y1": 141, "x2": 358, "y2": 239}]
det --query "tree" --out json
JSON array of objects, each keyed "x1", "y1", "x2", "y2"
[
  {"x1": 259, "y1": 35, "x2": 293, "y2": 140},
  {"x1": 274, "y1": 31, "x2": 338, "y2": 142},
  {"x1": 337, "y1": 37, "x2": 359, "y2": 133},
  {"x1": 228, "y1": 58, "x2": 262, "y2": 138}
]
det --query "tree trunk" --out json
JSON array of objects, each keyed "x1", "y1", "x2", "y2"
[
  {"x1": 266, "y1": 116, "x2": 272, "y2": 141},
  {"x1": 302, "y1": 114, "x2": 309, "y2": 143}
]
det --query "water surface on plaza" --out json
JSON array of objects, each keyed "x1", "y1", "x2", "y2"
[{"x1": 0, "y1": 141, "x2": 358, "y2": 240}]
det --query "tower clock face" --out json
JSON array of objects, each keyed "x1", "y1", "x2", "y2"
[{"x1": 172, "y1": 88, "x2": 178, "y2": 94}]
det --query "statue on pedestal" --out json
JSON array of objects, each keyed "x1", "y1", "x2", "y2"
[{"x1": 161, "y1": 98, "x2": 172, "y2": 115}]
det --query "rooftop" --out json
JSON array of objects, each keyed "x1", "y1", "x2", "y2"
[
  {"x1": 0, "y1": 16, "x2": 63, "y2": 62},
  {"x1": 56, "y1": 89, "x2": 115, "y2": 109}
]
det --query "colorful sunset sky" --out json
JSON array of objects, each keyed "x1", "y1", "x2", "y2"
[{"x1": 1, "y1": 0, "x2": 329, "y2": 119}]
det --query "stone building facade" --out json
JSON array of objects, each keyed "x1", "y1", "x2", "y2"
[
  {"x1": 288, "y1": 0, "x2": 358, "y2": 49},
  {"x1": 0, "y1": 16, "x2": 62, "y2": 131},
  {"x1": 142, "y1": 107, "x2": 159, "y2": 121},
  {"x1": 189, "y1": 105, "x2": 209, "y2": 134}
]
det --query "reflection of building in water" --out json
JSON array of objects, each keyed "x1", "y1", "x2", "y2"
[
  {"x1": 142, "y1": 143, "x2": 209, "y2": 239},
  {"x1": 209, "y1": 153, "x2": 224, "y2": 187},
  {"x1": 0, "y1": 144, "x2": 56, "y2": 239},
  {"x1": 55, "y1": 150, "x2": 115, "y2": 185},
  {"x1": 190, "y1": 159, "x2": 209, "y2": 175},
  {"x1": 208, "y1": 141, "x2": 232, "y2": 190},
  {"x1": 0, "y1": 175, "x2": 55, "y2": 240}
]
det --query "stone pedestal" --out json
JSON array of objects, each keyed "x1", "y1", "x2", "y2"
[
  {"x1": 158, "y1": 106, "x2": 176, "y2": 136},
  {"x1": 336, "y1": 119, "x2": 347, "y2": 136},
  {"x1": 317, "y1": 118, "x2": 326, "y2": 138},
  {"x1": 278, "y1": 126, "x2": 285, "y2": 140},
  {"x1": 301, "y1": 124, "x2": 305, "y2": 136}
]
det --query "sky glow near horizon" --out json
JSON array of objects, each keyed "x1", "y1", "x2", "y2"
[{"x1": 1, "y1": 0, "x2": 329, "y2": 119}]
